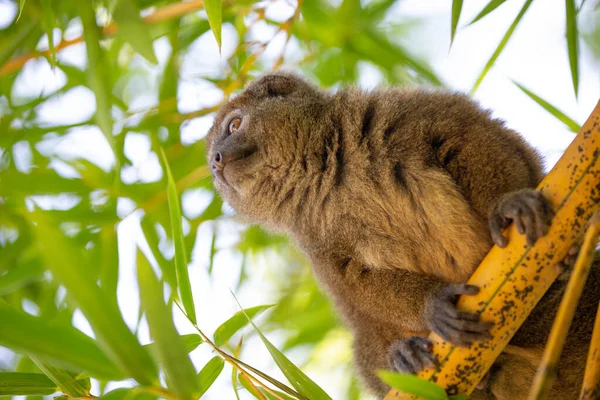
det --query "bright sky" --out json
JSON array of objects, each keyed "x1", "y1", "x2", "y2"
[{"x1": 1, "y1": 0, "x2": 599, "y2": 399}]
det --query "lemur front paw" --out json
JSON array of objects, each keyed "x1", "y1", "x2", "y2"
[
  {"x1": 425, "y1": 284, "x2": 493, "y2": 346},
  {"x1": 556, "y1": 244, "x2": 580, "y2": 281},
  {"x1": 489, "y1": 189, "x2": 554, "y2": 248},
  {"x1": 388, "y1": 336, "x2": 437, "y2": 374}
]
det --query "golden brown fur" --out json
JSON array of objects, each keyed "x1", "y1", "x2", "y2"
[{"x1": 206, "y1": 73, "x2": 598, "y2": 399}]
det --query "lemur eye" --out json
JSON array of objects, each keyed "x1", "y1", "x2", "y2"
[{"x1": 228, "y1": 118, "x2": 241, "y2": 134}]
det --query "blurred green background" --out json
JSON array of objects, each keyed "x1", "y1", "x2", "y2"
[{"x1": 0, "y1": 0, "x2": 599, "y2": 399}]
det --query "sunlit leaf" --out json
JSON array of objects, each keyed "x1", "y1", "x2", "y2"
[
  {"x1": 566, "y1": 0, "x2": 579, "y2": 97},
  {"x1": 0, "y1": 258, "x2": 43, "y2": 296},
  {"x1": 30, "y1": 357, "x2": 91, "y2": 398},
  {"x1": 0, "y1": 303, "x2": 123, "y2": 380},
  {"x1": 137, "y1": 251, "x2": 200, "y2": 399},
  {"x1": 143, "y1": 333, "x2": 203, "y2": 356},
  {"x1": 513, "y1": 81, "x2": 580, "y2": 133},
  {"x1": 100, "y1": 388, "x2": 157, "y2": 400},
  {"x1": 213, "y1": 304, "x2": 273, "y2": 347},
  {"x1": 113, "y1": 0, "x2": 158, "y2": 64},
  {"x1": 204, "y1": 0, "x2": 223, "y2": 49},
  {"x1": 450, "y1": 0, "x2": 463, "y2": 46},
  {"x1": 239, "y1": 373, "x2": 267, "y2": 399},
  {"x1": 17, "y1": 0, "x2": 26, "y2": 22},
  {"x1": 232, "y1": 293, "x2": 331, "y2": 400},
  {"x1": 40, "y1": 0, "x2": 56, "y2": 65},
  {"x1": 472, "y1": 0, "x2": 534, "y2": 93},
  {"x1": 161, "y1": 148, "x2": 197, "y2": 324},
  {"x1": 468, "y1": 0, "x2": 506, "y2": 25},
  {"x1": 377, "y1": 371, "x2": 448, "y2": 400},
  {"x1": 208, "y1": 227, "x2": 217, "y2": 275},
  {"x1": 77, "y1": 1, "x2": 117, "y2": 169},
  {"x1": 0, "y1": 373, "x2": 57, "y2": 396},
  {"x1": 197, "y1": 356, "x2": 225, "y2": 398},
  {"x1": 31, "y1": 212, "x2": 158, "y2": 385}
]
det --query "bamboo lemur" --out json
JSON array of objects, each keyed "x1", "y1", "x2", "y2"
[{"x1": 206, "y1": 73, "x2": 600, "y2": 399}]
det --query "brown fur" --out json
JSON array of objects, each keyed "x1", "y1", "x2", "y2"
[{"x1": 206, "y1": 73, "x2": 598, "y2": 399}]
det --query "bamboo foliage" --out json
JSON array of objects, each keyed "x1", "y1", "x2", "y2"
[{"x1": 386, "y1": 101, "x2": 600, "y2": 399}]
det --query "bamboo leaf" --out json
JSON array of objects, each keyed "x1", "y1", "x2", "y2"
[
  {"x1": 161, "y1": 149, "x2": 197, "y2": 324},
  {"x1": 378, "y1": 371, "x2": 448, "y2": 400},
  {"x1": 512, "y1": 81, "x2": 581, "y2": 133},
  {"x1": 31, "y1": 211, "x2": 158, "y2": 385},
  {"x1": 468, "y1": 0, "x2": 506, "y2": 25},
  {"x1": 40, "y1": 0, "x2": 56, "y2": 66},
  {"x1": 144, "y1": 333, "x2": 203, "y2": 356},
  {"x1": 113, "y1": 0, "x2": 158, "y2": 64},
  {"x1": 208, "y1": 227, "x2": 217, "y2": 275},
  {"x1": 0, "y1": 373, "x2": 57, "y2": 396},
  {"x1": 232, "y1": 293, "x2": 331, "y2": 400},
  {"x1": 137, "y1": 251, "x2": 199, "y2": 399},
  {"x1": 472, "y1": 0, "x2": 534, "y2": 93},
  {"x1": 213, "y1": 304, "x2": 273, "y2": 347},
  {"x1": 17, "y1": 0, "x2": 26, "y2": 22},
  {"x1": 0, "y1": 303, "x2": 123, "y2": 380},
  {"x1": 78, "y1": 1, "x2": 117, "y2": 168},
  {"x1": 204, "y1": 0, "x2": 223, "y2": 49},
  {"x1": 197, "y1": 356, "x2": 225, "y2": 398},
  {"x1": 566, "y1": 0, "x2": 579, "y2": 97},
  {"x1": 0, "y1": 258, "x2": 43, "y2": 296},
  {"x1": 450, "y1": 0, "x2": 463, "y2": 46},
  {"x1": 30, "y1": 357, "x2": 90, "y2": 398},
  {"x1": 239, "y1": 374, "x2": 267, "y2": 399}
]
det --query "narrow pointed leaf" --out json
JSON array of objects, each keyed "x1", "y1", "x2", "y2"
[
  {"x1": 40, "y1": 0, "x2": 56, "y2": 65},
  {"x1": 0, "y1": 303, "x2": 123, "y2": 380},
  {"x1": 208, "y1": 228, "x2": 217, "y2": 275},
  {"x1": 204, "y1": 0, "x2": 223, "y2": 49},
  {"x1": 472, "y1": 0, "x2": 534, "y2": 93},
  {"x1": 0, "y1": 258, "x2": 43, "y2": 296},
  {"x1": 197, "y1": 356, "x2": 225, "y2": 398},
  {"x1": 468, "y1": 0, "x2": 506, "y2": 25},
  {"x1": 144, "y1": 333, "x2": 203, "y2": 356},
  {"x1": 566, "y1": 0, "x2": 579, "y2": 97},
  {"x1": 161, "y1": 149, "x2": 197, "y2": 324},
  {"x1": 232, "y1": 294, "x2": 331, "y2": 400},
  {"x1": 378, "y1": 371, "x2": 447, "y2": 400},
  {"x1": 78, "y1": 1, "x2": 117, "y2": 166},
  {"x1": 513, "y1": 81, "x2": 580, "y2": 133},
  {"x1": 213, "y1": 305, "x2": 273, "y2": 347},
  {"x1": 0, "y1": 373, "x2": 57, "y2": 396},
  {"x1": 113, "y1": 0, "x2": 158, "y2": 64},
  {"x1": 239, "y1": 373, "x2": 267, "y2": 400},
  {"x1": 31, "y1": 212, "x2": 158, "y2": 385},
  {"x1": 450, "y1": 0, "x2": 463, "y2": 46},
  {"x1": 137, "y1": 251, "x2": 200, "y2": 399},
  {"x1": 30, "y1": 357, "x2": 90, "y2": 398},
  {"x1": 17, "y1": 0, "x2": 26, "y2": 21}
]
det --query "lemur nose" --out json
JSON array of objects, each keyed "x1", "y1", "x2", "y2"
[{"x1": 211, "y1": 151, "x2": 224, "y2": 172}]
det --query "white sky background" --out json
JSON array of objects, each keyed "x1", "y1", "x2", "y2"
[{"x1": 1, "y1": 0, "x2": 599, "y2": 399}]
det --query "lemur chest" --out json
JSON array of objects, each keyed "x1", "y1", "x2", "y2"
[{"x1": 348, "y1": 169, "x2": 492, "y2": 282}]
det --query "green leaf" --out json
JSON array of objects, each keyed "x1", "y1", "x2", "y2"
[
  {"x1": 232, "y1": 293, "x2": 331, "y2": 400},
  {"x1": 208, "y1": 227, "x2": 217, "y2": 275},
  {"x1": 566, "y1": 0, "x2": 579, "y2": 97},
  {"x1": 204, "y1": 0, "x2": 223, "y2": 49},
  {"x1": 450, "y1": 0, "x2": 463, "y2": 46},
  {"x1": 100, "y1": 388, "x2": 157, "y2": 400},
  {"x1": 471, "y1": 0, "x2": 534, "y2": 93},
  {"x1": 0, "y1": 303, "x2": 123, "y2": 380},
  {"x1": 113, "y1": 0, "x2": 158, "y2": 64},
  {"x1": 30, "y1": 357, "x2": 90, "y2": 398},
  {"x1": 17, "y1": 0, "x2": 26, "y2": 22},
  {"x1": 78, "y1": 1, "x2": 117, "y2": 171},
  {"x1": 377, "y1": 371, "x2": 448, "y2": 400},
  {"x1": 144, "y1": 333, "x2": 203, "y2": 356},
  {"x1": 197, "y1": 356, "x2": 225, "y2": 398},
  {"x1": 468, "y1": 0, "x2": 506, "y2": 25},
  {"x1": 512, "y1": 81, "x2": 581, "y2": 133},
  {"x1": 31, "y1": 211, "x2": 158, "y2": 385},
  {"x1": 40, "y1": 0, "x2": 56, "y2": 66},
  {"x1": 0, "y1": 258, "x2": 43, "y2": 296},
  {"x1": 137, "y1": 251, "x2": 200, "y2": 399},
  {"x1": 161, "y1": 149, "x2": 197, "y2": 324},
  {"x1": 213, "y1": 304, "x2": 273, "y2": 347},
  {"x1": 239, "y1": 373, "x2": 266, "y2": 399},
  {"x1": 0, "y1": 373, "x2": 57, "y2": 396}
]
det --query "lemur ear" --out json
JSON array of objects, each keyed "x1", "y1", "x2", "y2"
[{"x1": 245, "y1": 73, "x2": 305, "y2": 99}]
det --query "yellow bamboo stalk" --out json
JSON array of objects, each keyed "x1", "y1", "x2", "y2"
[
  {"x1": 385, "y1": 100, "x2": 600, "y2": 399},
  {"x1": 0, "y1": 0, "x2": 205, "y2": 77},
  {"x1": 580, "y1": 302, "x2": 600, "y2": 400},
  {"x1": 528, "y1": 212, "x2": 600, "y2": 400}
]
